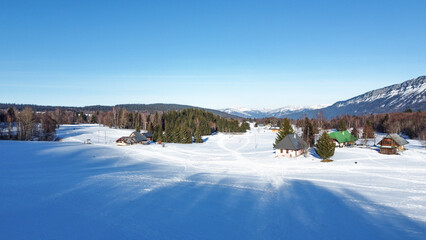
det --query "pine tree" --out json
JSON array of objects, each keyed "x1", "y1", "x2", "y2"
[
  {"x1": 302, "y1": 117, "x2": 315, "y2": 147},
  {"x1": 337, "y1": 119, "x2": 346, "y2": 131},
  {"x1": 164, "y1": 127, "x2": 173, "y2": 143},
  {"x1": 194, "y1": 127, "x2": 203, "y2": 143},
  {"x1": 172, "y1": 126, "x2": 180, "y2": 143},
  {"x1": 180, "y1": 127, "x2": 192, "y2": 143},
  {"x1": 315, "y1": 132, "x2": 335, "y2": 160},
  {"x1": 90, "y1": 113, "x2": 98, "y2": 124},
  {"x1": 273, "y1": 118, "x2": 294, "y2": 147},
  {"x1": 239, "y1": 122, "x2": 250, "y2": 132}
]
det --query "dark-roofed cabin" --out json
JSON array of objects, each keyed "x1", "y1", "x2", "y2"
[
  {"x1": 275, "y1": 133, "x2": 308, "y2": 158},
  {"x1": 377, "y1": 134, "x2": 409, "y2": 155},
  {"x1": 328, "y1": 130, "x2": 357, "y2": 147},
  {"x1": 130, "y1": 131, "x2": 148, "y2": 144},
  {"x1": 116, "y1": 131, "x2": 148, "y2": 146},
  {"x1": 142, "y1": 132, "x2": 153, "y2": 141}
]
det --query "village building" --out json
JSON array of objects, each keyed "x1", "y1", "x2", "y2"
[
  {"x1": 116, "y1": 131, "x2": 148, "y2": 146},
  {"x1": 328, "y1": 130, "x2": 357, "y2": 147},
  {"x1": 275, "y1": 133, "x2": 308, "y2": 158},
  {"x1": 142, "y1": 132, "x2": 153, "y2": 141},
  {"x1": 270, "y1": 126, "x2": 280, "y2": 132},
  {"x1": 377, "y1": 133, "x2": 409, "y2": 155}
]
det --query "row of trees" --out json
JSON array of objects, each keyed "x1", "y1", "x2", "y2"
[
  {"x1": 0, "y1": 106, "x2": 250, "y2": 143},
  {"x1": 155, "y1": 109, "x2": 250, "y2": 144},
  {"x1": 0, "y1": 107, "x2": 57, "y2": 140},
  {"x1": 256, "y1": 111, "x2": 425, "y2": 140}
]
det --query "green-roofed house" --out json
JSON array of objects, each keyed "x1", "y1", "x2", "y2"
[{"x1": 328, "y1": 130, "x2": 357, "y2": 147}]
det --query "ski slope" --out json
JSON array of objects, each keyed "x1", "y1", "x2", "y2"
[{"x1": 1, "y1": 124, "x2": 426, "y2": 239}]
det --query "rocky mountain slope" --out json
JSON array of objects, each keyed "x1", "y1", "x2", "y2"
[{"x1": 221, "y1": 76, "x2": 426, "y2": 119}]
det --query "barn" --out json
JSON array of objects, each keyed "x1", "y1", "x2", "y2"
[
  {"x1": 377, "y1": 134, "x2": 409, "y2": 155},
  {"x1": 275, "y1": 134, "x2": 308, "y2": 158}
]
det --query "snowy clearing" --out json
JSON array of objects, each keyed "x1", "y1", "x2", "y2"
[{"x1": 1, "y1": 124, "x2": 426, "y2": 239}]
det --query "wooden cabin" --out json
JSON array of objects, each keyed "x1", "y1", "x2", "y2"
[
  {"x1": 377, "y1": 134, "x2": 409, "y2": 154},
  {"x1": 116, "y1": 131, "x2": 148, "y2": 146},
  {"x1": 143, "y1": 132, "x2": 153, "y2": 141},
  {"x1": 275, "y1": 133, "x2": 308, "y2": 158},
  {"x1": 328, "y1": 130, "x2": 357, "y2": 147}
]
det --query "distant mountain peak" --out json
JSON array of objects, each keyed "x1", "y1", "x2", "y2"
[
  {"x1": 219, "y1": 76, "x2": 425, "y2": 119},
  {"x1": 220, "y1": 104, "x2": 331, "y2": 119}
]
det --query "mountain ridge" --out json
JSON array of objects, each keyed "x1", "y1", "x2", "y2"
[
  {"x1": 0, "y1": 103, "x2": 240, "y2": 119},
  {"x1": 220, "y1": 76, "x2": 425, "y2": 119}
]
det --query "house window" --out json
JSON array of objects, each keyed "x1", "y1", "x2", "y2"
[
  {"x1": 286, "y1": 149, "x2": 289, "y2": 154},
  {"x1": 280, "y1": 149, "x2": 283, "y2": 153}
]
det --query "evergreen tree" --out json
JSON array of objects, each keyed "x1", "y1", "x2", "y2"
[
  {"x1": 172, "y1": 126, "x2": 180, "y2": 143},
  {"x1": 157, "y1": 127, "x2": 163, "y2": 143},
  {"x1": 337, "y1": 119, "x2": 346, "y2": 131},
  {"x1": 164, "y1": 127, "x2": 173, "y2": 143},
  {"x1": 90, "y1": 113, "x2": 98, "y2": 124},
  {"x1": 147, "y1": 122, "x2": 154, "y2": 133},
  {"x1": 273, "y1": 118, "x2": 294, "y2": 147},
  {"x1": 239, "y1": 122, "x2": 250, "y2": 132},
  {"x1": 315, "y1": 132, "x2": 335, "y2": 160},
  {"x1": 194, "y1": 127, "x2": 203, "y2": 143},
  {"x1": 302, "y1": 117, "x2": 315, "y2": 147},
  {"x1": 179, "y1": 127, "x2": 192, "y2": 143}
]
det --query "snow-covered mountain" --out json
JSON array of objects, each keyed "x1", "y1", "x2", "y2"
[
  {"x1": 221, "y1": 104, "x2": 330, "y2": 119},
  {"x1": 318, "y1": 76, "x2": 425, "y2": 118},
  {"x1": 220, "y1": 76, "x2": 426, "y2": 119}
]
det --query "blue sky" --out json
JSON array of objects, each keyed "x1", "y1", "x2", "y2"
[{"x1": 0, "y1": 0, "x2": 425, "y2": 109}]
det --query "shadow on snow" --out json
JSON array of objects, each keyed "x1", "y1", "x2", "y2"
[{"x1": 1, "y1": 141, "x2": 425, "y2": 240}]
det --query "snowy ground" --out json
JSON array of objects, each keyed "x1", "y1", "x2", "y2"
[{"x1": 1, "y1": 124, "x2": 426, "y2": 239}]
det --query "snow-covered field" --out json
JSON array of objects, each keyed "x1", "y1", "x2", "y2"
[{"x1": 1, "y1": 124, "x2": 426, "y2": 239}]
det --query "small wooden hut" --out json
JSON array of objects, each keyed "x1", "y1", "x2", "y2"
[{"x1": 377, "y1": 134, "x2": 409, "y2": 154}]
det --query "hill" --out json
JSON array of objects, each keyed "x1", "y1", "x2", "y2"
[{"x1": 0, "y1": 103, "x2": 240, "y2": 119}]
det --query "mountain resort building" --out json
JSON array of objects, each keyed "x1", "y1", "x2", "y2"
[
  {"x1": 328, "y1": 130, "x2": 358, "y2": 147},
  {"x1": 275, "y1": 134, "x2": 308, "y2": 158},
  {"x1": 377, "y1": 134, "x2": 409, "y2": 155}
]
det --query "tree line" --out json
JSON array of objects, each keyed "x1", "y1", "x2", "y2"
[
  {"x1": 0, "y1": 107, "x2": 57, "y2": 140},
  {"x1": 0, "y1": 107, "x2": 250, "y2": 143},
  {"x1": 253, "y1": 111, "x2": 426, "y2": 140}
]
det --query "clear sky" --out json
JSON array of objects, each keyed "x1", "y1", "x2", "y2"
[{"x1": 0, "y1": 0, "x2": 425, "y2": 109}]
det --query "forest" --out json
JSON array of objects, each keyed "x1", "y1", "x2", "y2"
[
  {"x1": 253, "y1": 110, "x2": 426, "y2": 141},
  {"x1": 0, "y1": 107, "x2": 250, "y2": 143},
  {"x1": 1, "y1": 105, "x2": 424, "y2": 143}
]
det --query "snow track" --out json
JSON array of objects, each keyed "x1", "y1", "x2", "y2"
[{"x1": 1, "y1": 124, "x2": 426, "y2": 239}]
